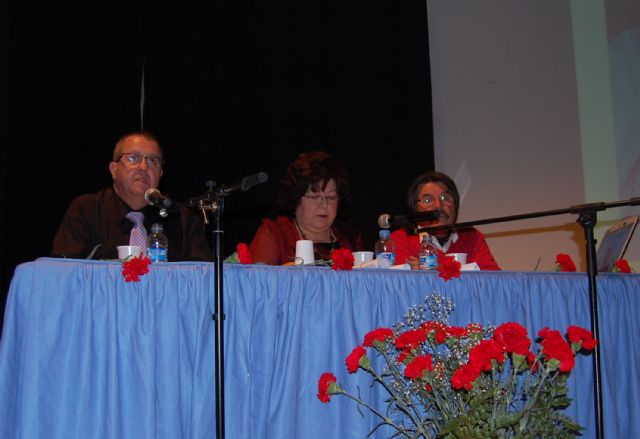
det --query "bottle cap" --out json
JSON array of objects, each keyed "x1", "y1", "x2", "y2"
[
  {"x1": 379, "y1": 229, "x2": 390, "y2": 239},
  {"x1": 151, "y1": 223, "x2": 163, "y2": 233}
]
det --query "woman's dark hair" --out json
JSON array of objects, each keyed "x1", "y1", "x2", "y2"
[
  {"x1": 406, "y1": 171, "x2": 460, "y2": 220},
  {"x1": 276, "y1": 151, "x2": 351, "y2": 220}
]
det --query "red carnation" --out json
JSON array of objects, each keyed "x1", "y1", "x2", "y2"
[
  {"x1": 404, "y1": 354, "x2": 433, "y2": 380},
  {"x1": 614, "y1": 259, "x2": 632, "y2": 273},
  {"x1": 469, "y1": 339, "x2": 506, "y2": 371},
  {"x1": 237, "y1": 243, "x2": 253, "y2": 264},
  {"x1": 331, "y1": 248, "x2": 354, "y2": 271},
  {"x1": 422, "y1": 321, "x2": 449, "y2": 344},
  {"x1": 317, "y1": 372, "x2": 337, "y2": 403},
  {"x1": 122, "y1": 256, "x2": 151, "y2": 282},
  {"x1": 435, "y1": 329, "x2": 448, "y2": 344},
  {"x1": 493, "y1": 322, "x2": 531, "y2": 356},
  {"x1": 395, "y1": 328, "x2": 427, "y2": 351},
  {"x1": 437, "y1": 254, "x2": 461, "y2": 281},
  {"x1": 567, "y1": 325, "x2": 598, "y2": 351},
  {"x1": 538, "y1": 327, "x2": 575, "y2": 372},
  {"x1": 363, "y1": 328, "x2": 394, "y2": 347},
  {"x1": 555, "y1": 253, "x2": 577, "y2": 272},
  {"x1": 346, "y1": 346, "x2": 366, "y2": 373},
  {"x1": 447, "y1": 326, "x2": 469, "y2": 338},
  {"x1": 451, "y1": 362, "x2": 482, "y2": 390},
  {"x1": 397, "y1": 349, "x2": 411, "y2": 364}
]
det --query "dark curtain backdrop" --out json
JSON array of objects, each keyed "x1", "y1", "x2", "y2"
[{"x1": 1, "y1": 0, "x2": 433, "y2": 330}]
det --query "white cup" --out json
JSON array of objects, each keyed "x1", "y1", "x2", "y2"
[
  {"x1": 295, "y1": 240, "x2": 315, "y2": 265},
  {"x1": 117, "y1": 245, "x2": 142, "y2": 260},
  {"x1": 445, "y1": 253, "x2": 467, "y2": 265},
  {"x1": 352, "y1": 251, "x2": 374, "y2": 266}
]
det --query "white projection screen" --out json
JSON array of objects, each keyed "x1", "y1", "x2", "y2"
[{"x1": 427, "y1": 0, "x2": 640, "y2": 272}]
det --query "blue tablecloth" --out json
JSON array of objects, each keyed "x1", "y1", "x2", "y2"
[{"x1": 1, "y1": 258, "x2": 639, "y2": 438}]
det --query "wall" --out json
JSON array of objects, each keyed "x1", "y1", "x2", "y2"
[{"x1": 428, "y1": 0, "x2": 640, "y2": 271}]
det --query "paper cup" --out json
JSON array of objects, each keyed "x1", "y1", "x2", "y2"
[
  {"x1": 117, "y1": 245, "x2": 142, "y2": 260},
  {"x1": 295, "y1": 240, "x2": 315, "y2": 265},
  {"x1": 352, "y1": 251, "x2": 374, "y2": 266},
  {"x1": 445, "y1": 253, "x2": 467, "y2": 265}
]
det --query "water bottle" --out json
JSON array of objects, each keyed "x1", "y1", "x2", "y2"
[
  {"x1": 147, "y1": 223, "x2": 169, "y2": 262},
  {"x1": 418, "y1": 234, "x2": 438, "y2": 270},
  {"x1": 375, "y1": 229, "x2": 396, "y2": 268}
]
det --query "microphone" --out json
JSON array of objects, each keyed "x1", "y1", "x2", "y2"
[
  {"x1": 144, "y1": 188, "x2": 174, "y2": 209},
  {"x1": 220, "y1": 172, "x2": 269, "y2": 196},
  {"x1": 377, "y1": 211, "x2": 440, "y2": 229}
]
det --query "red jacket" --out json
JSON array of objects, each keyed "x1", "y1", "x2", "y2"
[
  {"x1": 250, "y1": 215, "x2": 363, "y2": 265},
  {"x1": 390, "y1": 227, "x2": 500, "y2": 270}
]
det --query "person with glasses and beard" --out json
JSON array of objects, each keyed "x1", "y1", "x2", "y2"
[
  {"x1": 391, "y1": 171, "x2": 500, "y2": 270},
  {"x1": 249, "y1": 151, "x2": 363, "y2": 265},
  {"x1": 51, "y1": 131, "x2": 211, "y2": 261}
]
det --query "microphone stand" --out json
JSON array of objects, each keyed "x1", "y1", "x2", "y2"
[
  {"x1": 413, "y1": 196, "x2": 640, "y2": 439},
  {"x1": 182, "y1": 180, "x2": 226, "y2": 439},
  {"x1": 181, "y1": 174, "x2": 268, "y2": 439},
  {"x1": 210, "y1": 187, "x2": 225, "y2": 439}
]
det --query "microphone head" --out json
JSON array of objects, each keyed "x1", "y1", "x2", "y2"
[
  {"x1": 407, "y1": 210, "x2": 440, "y2": 222},
  {"x1": 241, "y1": 172, "x2": 270, "y2": 191},
  {"x1": 144, "y1": 188, "x2": 161, "y2": 205},
  {"x1": 377, "y1": 214, "x2": 391, "y2": 229}
]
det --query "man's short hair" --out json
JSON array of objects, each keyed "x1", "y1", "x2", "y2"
[{"x1": 112, "y1": 131, "x2": 164, "y2": 162}]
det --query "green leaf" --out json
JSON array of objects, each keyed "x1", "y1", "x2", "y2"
[
  {"x1": 494, "y1": 411, "x2": 524, "y2": 428},
  {"x1": 512, "y1": 352, "x2": 527, "y2": 371},
  {"x1": 223, "y1": 251, "x2": 240, "y2": 263},
  {"x1": 545, "y1": 358, "x2": 561, "y2": 371}
]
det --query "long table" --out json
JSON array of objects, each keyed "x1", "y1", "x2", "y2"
[{"x1": 1, "y1": 258, "x2": 639, "y2": 438}]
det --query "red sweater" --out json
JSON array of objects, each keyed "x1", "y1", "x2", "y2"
[
  {"x1": 250, "y1": 215, "x2": 363, "y2": 265},
  {"x1": 390, "y1": 227, "x2": 500, "y2": 270}
]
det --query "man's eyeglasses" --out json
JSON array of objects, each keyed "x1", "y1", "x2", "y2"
[
  {"x1": 415, "y1": 192, "x2": 454, "y2": 206},
  {"x1": 118, "y1": 153, "x2": 163, "y2": 170},
  {"x1": 303, "y1": 194, "x2": 339, "y2": 204}
]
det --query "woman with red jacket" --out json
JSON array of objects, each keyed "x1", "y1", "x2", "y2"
[{"x1": 250, "y1": 151, "x2": 363, "y2": 265}]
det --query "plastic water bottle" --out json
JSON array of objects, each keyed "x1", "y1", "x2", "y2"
[
  {"x1": 418, "y1": 234, "x2": 438, "y2": 270},
  {"x1": 147, "y1": 223, "x2": 169, "y2": 262},
  {"x1": 375, "y1": 229, "x2": 396, "y2": 268}
]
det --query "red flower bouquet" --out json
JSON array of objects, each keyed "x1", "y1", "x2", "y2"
[
  {"x1": 330, "y1": 248, "x2": 354, "y2": 271},
  {"x1": 122, "y1": 256, "x2": 151, "y2": 282},
  {"x1": 437, "y1": 254, "x2": 461, "y2": 281},
  {"x1": 555, "y1": 253, "x2": 577, "y2": 272},
  {"x1": 224, "y1": 243, "x2": 253, "y2": 264},
  {"x1": 317, "y1": 293, "x2": 596, "y2": 438},
  {"x1": 613, "y1": 259, "x2": 632, "y2": 273},
  {"x1": 237, "y1": 243, "x2": 253, "y2": 264}
]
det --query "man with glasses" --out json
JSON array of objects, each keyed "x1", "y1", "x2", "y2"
[
  {"x1": 390, "y1": 171, "x2": 500, "y2": 270},
  {"x1": 51, "y1": 131, "x2": 212, "y2": 261}
]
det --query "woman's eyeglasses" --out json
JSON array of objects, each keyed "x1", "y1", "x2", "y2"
[{"x1": 303, "y1": 194, "x2": 339, "y2": 204}]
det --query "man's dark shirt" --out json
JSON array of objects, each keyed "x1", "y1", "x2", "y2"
[{"x1": 51, "y1": 187, "x2": 212, "y2": 261}]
